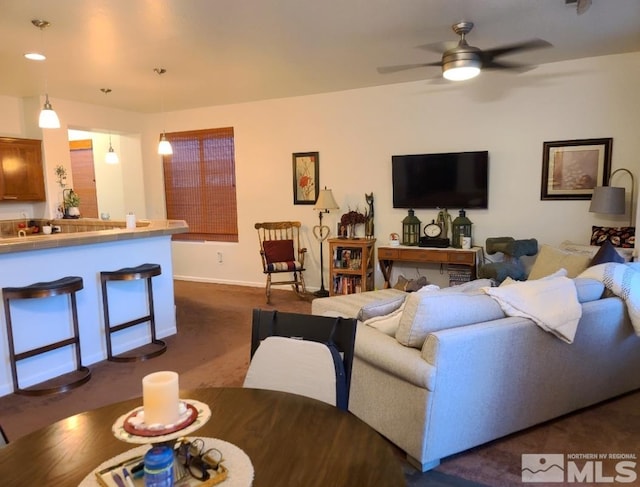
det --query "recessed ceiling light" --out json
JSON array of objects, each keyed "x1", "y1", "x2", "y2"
[{"x1": 24, "y1": 52, "x2": 46, "y2": 61}]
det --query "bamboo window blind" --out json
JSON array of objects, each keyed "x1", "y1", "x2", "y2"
[{"x1": 162, "y1": 127, "x2": 238, "y2": 242}]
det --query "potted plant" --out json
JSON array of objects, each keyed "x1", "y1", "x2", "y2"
[{"x1": 63, "y1": 189, "x2": 81, "y2": 218}]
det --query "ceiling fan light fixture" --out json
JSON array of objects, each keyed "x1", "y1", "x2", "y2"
[
  {"x1": 443, "y1": 64, "x2": 481, "y2": 81},
  {"x1": 39, "y1": 94, "x2": 60, "y2": 128},
  {"x1": 442, "y1": 53, "x2": 481, "y2": 81}
]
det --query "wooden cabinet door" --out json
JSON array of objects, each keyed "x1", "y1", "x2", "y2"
[{"x1": 0, "y1": 137, "x2": 45, "y2": 201}]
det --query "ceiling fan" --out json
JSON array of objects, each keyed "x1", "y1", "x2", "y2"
[{"x1": 377, "y1": 21, "x2": 552, "y2": 81}]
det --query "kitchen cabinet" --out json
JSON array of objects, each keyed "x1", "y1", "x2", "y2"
[{"x1": 0, "y1": 137, "x2": 46, "y2": 201}]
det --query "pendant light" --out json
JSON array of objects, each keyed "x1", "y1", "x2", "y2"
[
  {"x1": 31, "y1": 19, "x2": 60, "y2": 129},
  {"x1": 100, "y1": 88, "x2": 119, "y2": 164},
  {"x1": 154, "y1": 68, "x2": 173, "y2": 155}
]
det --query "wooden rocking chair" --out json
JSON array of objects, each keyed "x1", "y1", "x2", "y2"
[{"x1": 255, "y1": 221, "x2": 307, "y2": 304}]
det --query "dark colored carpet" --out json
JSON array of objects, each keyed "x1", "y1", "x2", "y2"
[{"x1": 0, "y1": 281, "x2": 638, "y2": 487}]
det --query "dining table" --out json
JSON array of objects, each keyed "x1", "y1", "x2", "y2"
[{"x1": 0, "y1": 387, "x2": 406, "y2": 486}]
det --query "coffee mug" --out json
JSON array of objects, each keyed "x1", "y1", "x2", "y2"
[{"x1": 42, "y1": 225, "x2": 52, "y2": 235}]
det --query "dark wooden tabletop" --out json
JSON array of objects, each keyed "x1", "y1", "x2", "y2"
[{"x1": 0, "y1": 387, "x2": 405, "y2": 486}]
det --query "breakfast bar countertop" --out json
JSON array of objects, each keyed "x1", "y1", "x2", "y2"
[
  {"x1": 0, "y1": 218, "x2": 188, "y2": 254},
  {"x1": 0, "y1": 217, "x2": 188, "y2": 396}
]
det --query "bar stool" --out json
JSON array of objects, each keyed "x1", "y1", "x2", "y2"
[
  {"x1": 100, "y1": 263, "x2": 167, "y2": 362},
  {"x1": 2, "y1": 276, "x2": 91, "y2": 396}
]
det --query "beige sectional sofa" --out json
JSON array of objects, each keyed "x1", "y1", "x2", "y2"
[{"x1": 312, "y1": 268, "x2": 640, "y2": 471}]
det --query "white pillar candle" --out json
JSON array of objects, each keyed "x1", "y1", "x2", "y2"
[{"x1": 142, "y1": 371, "x2": 180, "y2": 426}]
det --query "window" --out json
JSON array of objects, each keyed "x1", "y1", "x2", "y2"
[{"x1": 162, "y1": 127, "x2": 238, "y2": 242}]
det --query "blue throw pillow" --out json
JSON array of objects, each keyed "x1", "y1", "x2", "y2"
[{"x1": 590, "y1": 240, "x2": 625, "y2": 266}]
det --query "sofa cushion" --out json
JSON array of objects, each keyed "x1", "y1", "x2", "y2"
[
  {"x1": 528, "y1": 244, "x2": 592, "y2": 280},
  {"x1": 573, "y1": 278, "x2": 605, "y2": 302},
  {"x1": 395, "y1": 291, "x2": 505, "y2": 348},
  {"x1": 357, "y1": 294, "x2": 407, "y2": 321},
  {"x1": 504, "y1": 275, "x2": 604, "y2": 304}
]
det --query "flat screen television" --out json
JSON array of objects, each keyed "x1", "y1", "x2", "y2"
[{"x1": 392, "y1": 151, "x2": 489, "y2": 209}]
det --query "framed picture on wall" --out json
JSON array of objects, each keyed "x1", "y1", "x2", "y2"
[
  {"x1": 292, "y1": 151, "x2": 319, "y2": 205},
  {"x1": 540, "y1": 138, "x2": 613, "y2": 200}
]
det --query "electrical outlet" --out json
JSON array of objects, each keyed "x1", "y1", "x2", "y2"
[{"x1": 217, "y1": 252, "x2": 223, "y2": 264}]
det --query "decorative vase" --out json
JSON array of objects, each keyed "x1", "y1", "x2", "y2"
[{"x1": 68, "y1": 207, "x2": 80, "y2": 217}]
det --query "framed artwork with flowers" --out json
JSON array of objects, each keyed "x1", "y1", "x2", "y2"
[{"x1": 292, "y1": 152, "x2": 319, "y2": 205}]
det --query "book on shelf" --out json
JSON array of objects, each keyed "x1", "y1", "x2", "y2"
[
  {"x1": 332, "y1": 275, "x2": 362, "y2": 295},
  {"x1": 333, "y1": 247, "x2": 363, "y2": 270}
]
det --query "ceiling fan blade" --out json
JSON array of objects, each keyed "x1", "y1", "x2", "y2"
[
  {"x1": 482, "y1": 60, "x2": 535, "y2": 73},
  {"x1": 377, "y1": 62, "x2": 441, "y2": 74},
  {"x1": 480, "y1": 39, "x2": 552, "y2": 62}
]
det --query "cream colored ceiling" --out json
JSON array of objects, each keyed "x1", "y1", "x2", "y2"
[{"x1": 0, "y1": 0, "x2": 639, "y2": 113}]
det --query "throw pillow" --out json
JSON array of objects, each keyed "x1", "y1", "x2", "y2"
[
  {"x1": 591, "y1": 226, "x2": 635, "y2": 248},
  {"x1": 356, "y1": 294, "x2": 407, "y2": 321},
  {"x1": 393, "y1": 275, "x2": 409, "y2": 291},
  {"x1": 527, "y1": 245, "x2": 592, "y2": 280},
  {"x1": 393, "y1": 275, "x2": 428, "y2": 292},
  {"x1": 263, "y1": 240, "x2": 295, "y2": 264},
  {"x1": 590, "y1": 240, "x2": 625, "y2": 266},
  {"x1": 362, "y1": 305, "x2": 405, "y2": 337},
  {"x1": 395, "y1": 292, "x2": 505, "y2": 349}
]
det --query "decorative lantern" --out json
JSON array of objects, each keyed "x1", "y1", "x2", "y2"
[
  {"x1": 452, "y1": 209, "x2": 472, "y2": 248},
  {"x1": 402, "y1": 209, "x2": 421, "y2": 246}
]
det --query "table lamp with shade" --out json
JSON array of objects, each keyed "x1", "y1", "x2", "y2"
[
  {"x1": 313, "y1": 187, "x2": 339, "y2": 297},
  {"x1": 589, "y1": 168, "x2": 635, "y2": 227}
]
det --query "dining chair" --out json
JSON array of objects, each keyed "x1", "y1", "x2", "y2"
[
  {"x1": 254, "y1": 221, "x2": 307, "y2": 304},
  {"x1": 243, "y1": 309, "x2": 357, "y2": 410}
]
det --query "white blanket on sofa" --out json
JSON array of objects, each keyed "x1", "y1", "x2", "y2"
[
  {"x1": 579, "y1": 263, "x2": 640, "y2": 336},
  {"x1": 483, "y1": 275, "x2": 582, "y2": 343}
]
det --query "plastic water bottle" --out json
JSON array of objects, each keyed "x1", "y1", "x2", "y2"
[
  {"x1": 126, "y1": 212, "x2": 136, "y2": 229},
  {"x1": 144, "y1": 445, "x2": 174, "y2": 487}
]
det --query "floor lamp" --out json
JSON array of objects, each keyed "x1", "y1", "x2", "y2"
[
  {"x1": 589, "y1": 168, "x2": 635, "y2": 226},
  {"x1": 313, "y1": 188, "x2": 339, "y2": 297}
]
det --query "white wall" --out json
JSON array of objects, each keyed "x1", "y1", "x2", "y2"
[
  {"x1": 144, "y1": 52, "x2": 640, "y2": 289},
  {"x1": 2, "y1": 52, "x2": 639, "y2": 290},
  {"x1": 0, "y1": 98, "x2": 148, "y2": 221}
]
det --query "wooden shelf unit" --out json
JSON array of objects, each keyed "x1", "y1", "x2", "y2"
[
  {"x1": 329, "y1": 238, "x2": 376, "y2": 296},
  {"x1": 378, "y1": 245, "x2": 480, "y2": 288}
]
